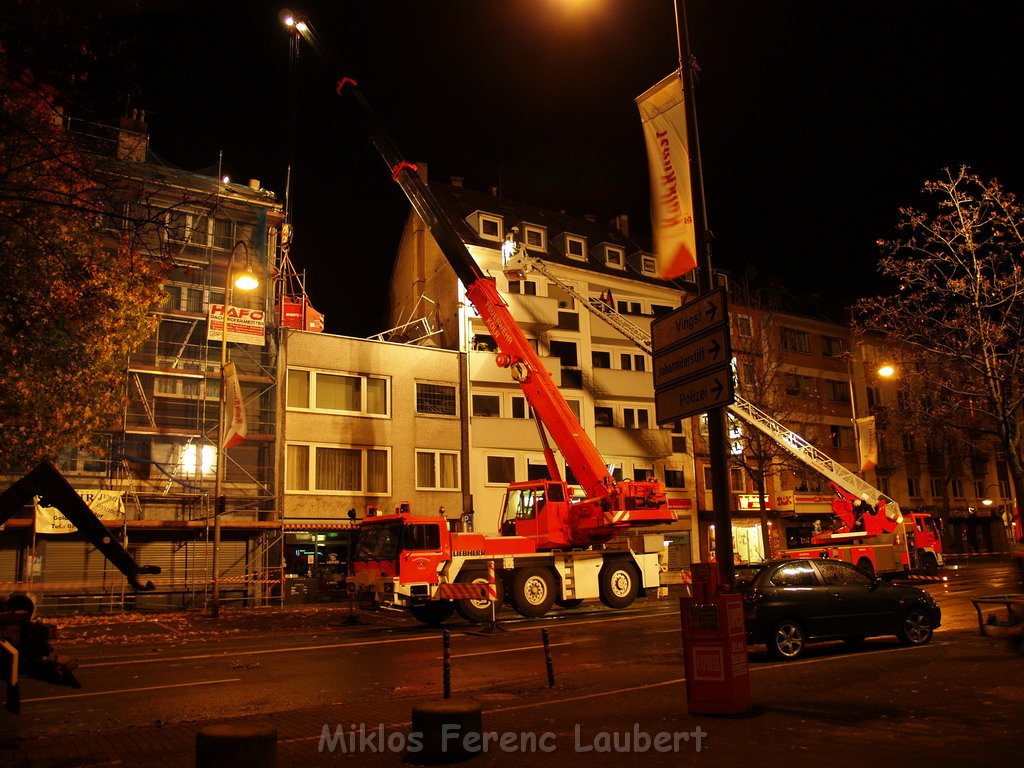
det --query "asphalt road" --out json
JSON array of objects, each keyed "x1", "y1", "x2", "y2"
[{"x1": 4, "y1": 558, "x2": 1022, "y2": 752}]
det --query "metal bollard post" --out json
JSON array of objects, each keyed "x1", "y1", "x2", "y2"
[
  {"x1": 442, "y1": 630, "x2": 451, "y2": 699},
  {"x1": 541, "y1": 628, "x2": 555, "y2": 687}
]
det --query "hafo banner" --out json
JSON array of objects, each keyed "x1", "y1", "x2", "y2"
[
  {"x1": 34, "y1": 490, "x2": 126, "y2": 534},
  {"x1": 208, "y1": 304, "x2": 266, "y2": 346}
]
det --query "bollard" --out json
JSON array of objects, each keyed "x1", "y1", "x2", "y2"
[
  {"x1": 442, "y1": 630, "x2": 451, "y2": 699},
  {"x1": 410, "y1": 699, "x2": 483, "y2": 764},
  {"x1": 196, "y1": 723, "x2": 277, "y2": 768},
  {"x1": 541, "y1": 628, "x2": 555, "y2": 687}
]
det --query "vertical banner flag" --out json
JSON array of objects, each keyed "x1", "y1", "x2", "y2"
[
  {"x1": 636, "y1": 70, "x2": 697, "y2": 279},
  {"x1": 222, "y1": 361, "x2": 247, "y2": 449},
  {"x1": 856, "y1": 417, "x2": 878, "y2": 472}
]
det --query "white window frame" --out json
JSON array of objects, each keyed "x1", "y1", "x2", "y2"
[
  {"x1": 415, "y1": 449, "x2": 461, "y2": 491},
  {"x1": 641, "y1": 255, "x2": 656, "y2": 275},
  {"x1": 415, "y1": 381, "x2": 458, "y2": 418},
  {"x1": 286, "y1": 442, "x2": 391, "y2": 496},
  {"x1": 623, "y1": 406, "x2": 652, "y2": 429},
  {"x1": 479, "y1": 213, "x2": 503, "y2": 242},
  {"x1": 565, "y1": 235, "x2": 587, "y2": 261},
  {"x1": 486, "y1": 454, "x2": 517, "y2": 485},
  {"x1": 604, "y1": 245, "x2": 625, "y2": 269},
  {"x1": 523, "y1": 224, "x2": 547, "y2": 252},
  {"x1": 286, "y1": 367, "x2": 390, "y2": 418},
  {"x1": 153, "y1": 373, "x2": 203, "y2": 399},
  {"x1": 736, "y1": 314, "x2": 753, "y2": 338}
]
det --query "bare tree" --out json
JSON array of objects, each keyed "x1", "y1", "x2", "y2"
[{"x1": 857, "y1": 167, "x2": 1024, "y2": 535}]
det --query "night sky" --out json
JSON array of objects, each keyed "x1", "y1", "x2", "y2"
[{"x1": 38, "y1": 1, "x2": 1024, "y2": 336}]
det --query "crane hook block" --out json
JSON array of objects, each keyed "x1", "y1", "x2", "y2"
[{"x1": 391, "y1": 161, "x2": 418, "y2": 182}]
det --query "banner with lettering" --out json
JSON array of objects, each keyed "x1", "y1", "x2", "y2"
[{"x1": 34, "y1": 490, "x2": 125, "y2": 534}]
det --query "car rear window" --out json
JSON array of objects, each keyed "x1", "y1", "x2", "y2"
[{"x1": 770, "y1": 562, "x2": 819, "y2": 587}]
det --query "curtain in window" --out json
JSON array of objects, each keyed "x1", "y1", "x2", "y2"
[
  {"x1": 317, "y1": 374, "x2": 360, "y2": 411},
  {"x1": 316, "y1": 447, "x2": 361, "y2": 491},
  {"x1": 439, "y1": 453, "x2": 458, "y2": 489},
  {"x1": 286, "y1": 445, "x2": 309, "y2": 490},
  {"x1": 417, "y1": 452, "x2": 436, "y2": 488},
  {"x1": 286, "y1": 370, "x2": 310, "y2": 409},
  {"x1": 366, "y1": 378, "x2": 387, "y2": 415},
  {"x1": 366, "y1": 449, "x2": 388, "y2": 493}
]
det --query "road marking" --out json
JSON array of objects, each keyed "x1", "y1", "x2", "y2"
[
  {"x1": 79, "y1": 634, "x2": 433, "y2": 668},
  {"x1": 21, "y1": 677, "x2": 242, "y2": 703},
  {"x1": 449, "y1": 642, "x2": 572, "y2": 659}
]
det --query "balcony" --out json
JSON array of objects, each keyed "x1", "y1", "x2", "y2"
[
  {"x1": 468, "y1": 292, "x2": 559, "y2": 332},
  {"x1": 591, "y1": 367, "x2": 653, "y2": 399},
  {"x1": 472, "y1": 417, "x2": 548, "y2": 451},
  {"x1": 590, "y1": 313, "x2": 653, "y2": 346},
  {"x1": 469, "y1": 350, "x2": 562, "y2": 386},
  {"x1": 596, "y1": 426, "x2": 673, "y2": 459}
]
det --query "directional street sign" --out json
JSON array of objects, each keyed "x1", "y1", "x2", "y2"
[
  {"x1": 653, "y1": 329, "x2": 729, "y2": 389},
  {"x1": 651, "y1": 287, "x2": 734, "y2": 423},
  {"x1": 651, "y1": 288, "x2": 727, "y2": 352},
  {"x1": 655, "y1": 369, "x2": 733, "y2": 424}
]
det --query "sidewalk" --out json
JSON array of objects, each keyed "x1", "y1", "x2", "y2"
[{"x1": 3, "y1": 615, "x2": 1022, "y2": 768}]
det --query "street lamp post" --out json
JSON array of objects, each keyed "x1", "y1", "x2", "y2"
[
  {"x1": 211, "y1": 241, "x2": 258, "y2": 618},
  {"x1": 845, "y1": 345, "x2": 894, "y2": 475}
]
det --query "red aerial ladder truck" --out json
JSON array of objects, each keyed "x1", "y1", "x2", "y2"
[
  {"x1": 336, "y1": 79, "x2": 677, "y2": 625},
  {"x1": 503, "y1": 243, "x2": 943, "y2": 578}
]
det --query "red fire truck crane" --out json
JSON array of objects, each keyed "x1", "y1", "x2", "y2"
[{"x1": 337, "y1": 79, "x2": 677, "y2": 625}]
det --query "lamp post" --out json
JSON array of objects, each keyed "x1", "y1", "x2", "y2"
[
  {"x1": 845, "y1": 345, "x2": 895, "y2": 475},
  {"x1": 211, "y1": 240, "x2": 258, "y2": 618}
]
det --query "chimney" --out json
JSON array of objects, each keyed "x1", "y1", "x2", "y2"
[
  {"x1": 611, "y1": 214, "x2": 629, "y2": 237},
  {"x1": 117, "y1": 109, "x2": 149, "y2": 163},
  {"x1": 450, "y1": 176, "x2": 463, "y2": 187}
]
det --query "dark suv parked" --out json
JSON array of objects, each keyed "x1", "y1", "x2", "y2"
[{"x1": 738, "y1": 558, "x2": 941, "y2": 660}]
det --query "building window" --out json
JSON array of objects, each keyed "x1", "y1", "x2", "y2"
[
  {"x1": 784, "y1": 374, "x2": 815, "y2": 398},
  {"x1": 736, "y1": 315, "x2": 753, "y2": 338},
  {"x1": 566, "y1": 235, "x2": 587, "y2": 260},
  {"x1": 620, "y1": 353, "x2": 647, "y2": 372},
  {"x1": 824, "y1": 379, "x2": 850, "y2": 403},
  {"x1": 508, "y1": 280, "x2": 538, "y2": 295},
  {"x1": 651, "y1": 303, "x2": 674, "y2": 317},
  {"x1": 740, "y1": 361, "x2": 756, "y2": 387},
  {"x1": 549, "y1": 340, "x2": 579, "y2": 368},
  {"x1": 287, "y1": 368, "x2": 389, "y2": 417},
  {"x1": 902, "y1": 434, "x2": 916, "y2": 453},
  {"x1": 623, "y1": 407, "x2": 651, "y2": 429},
  {"x1": 780, "y1": 328, "x2": 811, "y2": 353},
  {"x1": 479, "y1": 214, "x2": 503, "y2": 241},
  {"x1": 616, "y1": 300, "x2": 642, "y2": 315},
  {"x1": 974, "y1": 479, "x2": 986, "y2": 498},
  {"x1": 487, "y1": 455, "x2": 516, "y2": 484},
  {"x1": 566, "y1": 398, "x2": 583, "y2": 427},
  {"x1": 876, "y1": 476, "x2": 890, "y2": 496},
  {"x1": 557, "y1": 311, "x2": 580, "y2": 331},
  {"x1": 592, "y1": 350, "x2": 612, "y2": 369},
  {"x1": 523, "y1": 224, "x2": 546, "y2": 251},
  {"x1": 671, "y1": 432, "x2": 687, "y2": 454},
  {"x1": 822, "y1": 336, "x2": 845, "y2": 357},
  {"x1": 633, "y1": 465, "x2": 654, "y2": 482},
  {"x1": 730, "y1": 467, "x2": 744, "y2": 491},
  {"x1": 950, "y1": 479, "x2": 964, "y2": 499},
  {"x1": 605, "y1": 245, "x2": 624, "y2": 268},
  {"x1": 594, "y1": 406, "x2": 615, "y2": 427},
  {"x1": 665, "y1": 469, "x2": 686, "y2": 488},
  {"x1": 416, "y1": 450, "x2": 460, "y2": 490},
  {"x1": 929, "y1": 478, "x2": 944, "y2": 497},
  {"x1": 830, "y1": 425, "x2": 854, "y2": 449},
  {"x1": 416, "y1": 382, "x2": 457, "y2": 416},
  {"x1": 472, "y1": 393, "x2": 501, "y2": 417},
  {"x1": 641, "y1": 256, "x2": 656, "y2": 274},
  {"x1": 511, "y1": 396, "x2": 531, "y2": 419},
  {"x1": 154, "y1": 375, "x2": 201, "y2": 399},
  {"x1": 703, "y1": 466, "x2": 713, "y2": 489},
  {"x1": 56, "y1": 445, "x2": 110, "y2": 475},
  {"x1": 286, "y1": 444, "x2": 390, "y2": 495}
]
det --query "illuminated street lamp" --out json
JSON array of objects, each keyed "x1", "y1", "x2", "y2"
[{"x1": 211, "y1": 241, "x2": 259, "y2": 618}]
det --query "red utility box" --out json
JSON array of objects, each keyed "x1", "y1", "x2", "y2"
[{"x1": 678, "y1": 563, "x2": 752, "y2": 714}]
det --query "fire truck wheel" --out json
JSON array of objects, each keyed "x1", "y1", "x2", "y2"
[
  {"x1": 510, "y1": 567, "x2": 556, "y2": 618},
  {"x1": 599, "y1": 562, "x2": 639, "y2": 609},
  {"x1": 768, "y1": 619, "x2": 806, "y2": 660},
  {"x1": 921, "y1": 553, "x2": 939, "y2": 576},
  {"x1": 856, "y1": 557, "x2": 875, "y2": 576},
  {"x1": 454, "y1": 572, "x2": 500, "y2": 623},
  {"x1": 897, "y1": 608, "x2": 934, "y2": 646},
  {"x1": 409, "y1": 601, "x2": 456, "y2": 626}
]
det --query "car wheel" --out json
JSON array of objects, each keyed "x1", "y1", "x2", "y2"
[
  {"x1": 409, "y1": 601, "x2": 456, "y2": 626},
  {"x1": 768, "y1": 619, "x2": 806, "y2": 660},
  {"x1": 510, "y1": 567, "x2": 556, "y2": 618},
  {"x1": 898, "y1": 608, "x2": 934, "y2": 646},
  {"x1": 599, "y1": 561, "x2": 639, "y2": 609}
]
